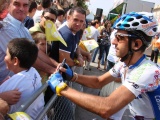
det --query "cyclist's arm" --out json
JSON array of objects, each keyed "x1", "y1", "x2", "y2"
[{"x1": 61, "y1": 85, "x2": 135, "y2": 119}]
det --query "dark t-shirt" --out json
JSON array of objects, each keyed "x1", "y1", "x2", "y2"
[
  {"x1": 58, "y1": 25, "x2": 81, "y2": 59},
  {"x1": 23, "y1": 16, "x2": 34, "y2": 29}
]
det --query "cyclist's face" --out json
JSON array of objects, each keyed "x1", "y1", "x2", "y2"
[{"x1": 112, "y1": 30, "x2": 129, "y2": 58}]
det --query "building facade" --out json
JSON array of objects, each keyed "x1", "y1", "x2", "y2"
[{"x1": 153, "y1": 5, "x2": 160, "y2": 32}]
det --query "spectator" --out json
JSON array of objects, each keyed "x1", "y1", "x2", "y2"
[
  {"x1": 48, "y1": 7, "x2": 86, "y2": 120},
  {"x1": 97, "y1": 21, "x2": 112, "y2": 70},
  {"x1": 33, "y1": 0, "x2": 51, "y2": 24},
  {"x1": 32, "y1": 32, "x2": 49, "y2": 84},
  {"x1": 55, "y1": 12, "x2": 159, "y2": 120},
  {"x1": 29, "y1": 8, "x2": 57, "y2": 35},
  {"x1": 149, "y1": 34, "x2": 160, "y2": 63},
  {"x1": 84, "y1": 20, "x2": 100, "y2": 70},
  {"x1": 33, "y1": 0, "x2": 43, "y2": 23},
  {"x1": 0, "y1": 38, "x2": 46, "y2": 119},
  {"x1": 23, "y1": 1, "x2": 37, "y2": 29},
  {"x1": 51, "y1": 7, "x2": 86, "y2": 67},
  {"x1": 91, "y1": 19, "x2": 101, "y2": 63},
  {"x1": 55, "y1": 9, "x2": 65, "y2": 28}
]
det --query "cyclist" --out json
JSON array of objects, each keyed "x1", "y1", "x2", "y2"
[{"x1": 53, "y1": 12, "x2": 160, "y2": 119}]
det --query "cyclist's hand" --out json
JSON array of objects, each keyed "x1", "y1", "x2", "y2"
[{"x1": 48, "y1": 72, "x2": 67, "y2": 96}]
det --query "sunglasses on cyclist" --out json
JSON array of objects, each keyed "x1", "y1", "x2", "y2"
[
  {"x1": 43, "y1": 16, "x2": 56, "y2": 23},
  {"x1": 115, "y1": 32, "x2": 138, "y2": 42}
]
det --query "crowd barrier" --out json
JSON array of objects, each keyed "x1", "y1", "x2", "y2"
[{"x1": 16, "y1": 82, "x2": 74, "y2": 120}]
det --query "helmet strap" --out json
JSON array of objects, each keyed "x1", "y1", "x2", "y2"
[{"x1": 120, "y1": 37, "x2": 133, "y2": 62}]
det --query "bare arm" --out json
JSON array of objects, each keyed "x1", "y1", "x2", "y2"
[
  {"x1": 38, "y1": 50, "x2": 59, "y2": 67},
  {"x1": 79, "y1": 47, "x2": 91, "y2": 62},
  {"x1": 75, "y1": 71, "x2": 115, "y2": 88},
  {"x1": 61, "y1": 85, "x2": 135, "y2": 119},
  {"x1": 59, "y1": 50, "x2": 75, "y2": 66},
  {"x1": 54, "y1": 0, "x2": 64, "y2": 10},
  {"x1": 33, "y1": 50, "x2": 58, "y2": 74},
  {"x1": 0, "y1": 89, "x2": 21, "y2": 105},
  {"x1": 59, "y1": 48, "x2": 84, "y2": 67},
  {"x1": 75, "y1": 47, "x2": 84, "y2": 67}
]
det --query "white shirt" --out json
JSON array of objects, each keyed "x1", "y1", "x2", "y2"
[
  {"x1": 55, "y1": 19, "x2": 63, "y2": 29},
  {"x1": 0, "y1": 67, "x2": 45, "y2": 119},
  {"x1": 110, "y1": 55, "x2": 160, "y2": 119},
  {"x1": 0, "y1": 14, "x2": 33, "y2": 81},
  {"x1": 89, "y1": 26, "x2": 100, "y2": 41},
  {"x1": 33, "y1": 10, "x2": 43, "y2": 24},
  {"x1": 81, "y1": 29, "x2": 88, "y2": 41}
]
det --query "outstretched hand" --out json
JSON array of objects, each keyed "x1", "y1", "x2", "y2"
[{"x1": 48, "y1": 72, "x2": 67, "y2": 96}]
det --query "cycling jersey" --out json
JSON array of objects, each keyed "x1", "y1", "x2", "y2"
[{"x1": 109, "y1": 54, "x2": 160, "y2": 119}]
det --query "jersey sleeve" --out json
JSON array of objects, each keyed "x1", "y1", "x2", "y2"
[
  {"x1": 109, "y1": 61, "x2": 123, "y2": 78},
  {"x1": 123, "y1": 64, "x2": 160, "y2": 97}
]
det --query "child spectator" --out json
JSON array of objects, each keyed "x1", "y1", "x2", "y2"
[
  {"x1": 0, "y1": 38, "x2": 46, "y2": 119},
  {"x1": 32, "y1": 32, "x2": 50, "y2": 84}
]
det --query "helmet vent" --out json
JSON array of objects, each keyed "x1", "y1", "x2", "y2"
[
  {"x1": 153, "y1": 28, "x2": 157, "y2": 32},
  {"x1": 117, "y1": 23, "x2": 121, "y2": 27},
  {"x1": 136, "y1": 15, "x2": 142, "y2": 19},
  {"x1": 123, "y1": 24, "x2": 130, "y2": 27},
  {"x1": 127, "y1": 18, "x2": 134, "y2": 22},
  {"x1": 132, "y1": 22, "x2": 139, "y2": 26},
  {"x1": 122, "y1": 17, "x2": 126, "y2": 21},
  {"x1": 140, "y1": 20, "x2": 148, "y2": 24}
]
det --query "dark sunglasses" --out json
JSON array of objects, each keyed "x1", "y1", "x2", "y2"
[
  {"x1": 115, "y1": 32, "x2": 138, "y2": 42},
  {"x1": 43, "y1": 16, "x2": 56, "y2": 23}
]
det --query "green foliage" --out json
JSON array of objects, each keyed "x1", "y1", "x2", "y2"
[{"x1": 76, "y1": 0, "x2": 88, "y2": 10}]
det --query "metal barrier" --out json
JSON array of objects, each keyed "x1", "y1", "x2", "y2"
[{"x1": 17, "y1": 82, "x2": 74, "y2": 120}]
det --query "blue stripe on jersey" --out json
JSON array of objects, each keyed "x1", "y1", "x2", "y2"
[
  {"x1": 147, "y1": 85, "x2": 160, "y2": 119},
  {"x1": 129, "y1": 54, "x2": 146, "y2": 69}
]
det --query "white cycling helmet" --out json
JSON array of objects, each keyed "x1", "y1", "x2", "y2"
[{"x1": 113, "y1": 12, "x2": 158, "y2": 37}]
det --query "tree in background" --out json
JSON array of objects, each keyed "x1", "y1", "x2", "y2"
[{"x1": 76, "y1": 0, "x2": 88, "y2": 10}]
